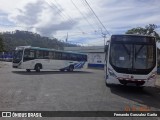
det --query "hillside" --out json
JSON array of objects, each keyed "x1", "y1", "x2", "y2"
[{"x1": 1, "y1": 30, "x2": 78, "y2": 51}]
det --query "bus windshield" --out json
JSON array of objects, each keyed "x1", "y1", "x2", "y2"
[
  {"x1": 13, "y1": 50, "x2": 23, "y2": 63},
  {"x1": 109, "y1": 35, "x2": 156, "y2": 74},
  {"x1": 110, "y1": 44, "x2": 132, "y2": 69},
  {"x1": 110, "y1": 44, "x2": 155, "y2": 69}
]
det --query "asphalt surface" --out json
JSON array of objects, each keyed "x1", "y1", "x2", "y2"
[{"x1": 0, "y1": 62, "x2": 160, "y2": 120}]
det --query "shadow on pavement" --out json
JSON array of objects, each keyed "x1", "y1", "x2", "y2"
[
  {"x1": 109, "y1": 85, "x2": 160, "y2": 109},
  {"x1": 12, "y1": 70, "x2": 93, "y2": 75}
]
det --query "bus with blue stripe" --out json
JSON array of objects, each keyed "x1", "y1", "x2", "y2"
[{"x1": 12, "y1": 46, "x2": 87, "y2": 72}]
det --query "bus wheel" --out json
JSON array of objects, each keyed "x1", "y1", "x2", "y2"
[
  {"x1": 60, "y1": 69, "x2": 65, "y2": 72},
  {"x1": 35, "y1": 64, "x2": 41, "y2": 72},
  {"x1": 106, "y1": 82, "x2": 111, "y2": 87},
  {"x1": 105, "y1": 78, "x2": 111, "y2": 87},
  {"x1": 136, "y1": 85, "x2": 144, "y2": 90},
  {"x1": 26, "y1": 69, "x2": 31, "y2": 72},
  {"x1": 67, "y1": 66, "x2": 74, "y2": 72}
]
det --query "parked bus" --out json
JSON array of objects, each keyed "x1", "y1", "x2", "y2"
[
  {"x1": 105, "y1": 34, "x2": 157, "y2": 87},
  {"x1": 12, "y1": 46, "x2": 87, "y2": 72}
]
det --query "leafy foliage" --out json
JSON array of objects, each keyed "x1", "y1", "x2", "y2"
[
  {"x1": 1, "y1": 30, "x2": 78, "y2": 51},
  {"x1": 126, "y1": 24, "x2": 160, "y2": 40}
]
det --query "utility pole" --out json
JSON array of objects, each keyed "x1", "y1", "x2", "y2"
[
  {"x1": 66, "y1": 32, "x2": 68, "y2": 47},
  {"x1": 102, "y1": 33, "x2": 106, "y2": 46},
  {"x1": 100, "y1": 28, "x2": 106, "y2": 46},
  {"x1": 66, "y1": 32, "x2": 68, "y2": 43}
]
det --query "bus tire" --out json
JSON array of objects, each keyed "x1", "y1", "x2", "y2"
[
  {"x1": 136, "y1": 85, "x2": 144, "y2": 90},
  {"x1": 67, "y1": 65, "x2": 74, "y2": 72},
  {"x1": 60, "y1": 69, "x2": 65, "y2": 72},
  {"x1": 105, "y1": 79, "x2": 111, "y2": 87},
  {"x1": 106, "y1": 82, "x2": 111, "y2": 87},
  {"x1": 35, "y1": 64, "x2": 41, "y2": 72},
  {"x1": 26, "y1": 69, "x2": 31, "y2": 72}
]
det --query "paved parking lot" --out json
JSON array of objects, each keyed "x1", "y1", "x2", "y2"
[{"x1": 0, "y1": 62, "x2": 160, "y2": 120}]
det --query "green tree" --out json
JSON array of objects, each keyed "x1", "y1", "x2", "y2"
[
  {"x1": 0, "y1": 30, "x2": 78, "y2": 51},
  {"x1": 126, "y1": 24, "x2": 160, "y2": 41},
  {"x1": 0, "y1": 36, "x2": 4, "y2": 52}
]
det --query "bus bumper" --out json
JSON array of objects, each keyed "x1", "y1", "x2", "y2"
[
  {"x1": 106, "y1": 76, "x2": 156, "y2": 87},
  {"x1": 12, "y1": 63, "x2": 22, "y2": 69}
]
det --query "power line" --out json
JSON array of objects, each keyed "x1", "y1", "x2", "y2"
[
  {"x1": 80, "y1": 0, "x2": 101, "y2": 30},
  {"x1": 51, "y1": 0, "x2": 85, "y2": 33},
  {"x1": 83, "y1": 0, "x2": 110, "y2": 35},
  {"x1": 45, "y1": 0, "x2": 108, "y2": 43},
  {"x1": 52, "y1": 0, "x2": 103, "y2": 35},
  {"x1": 45, "y1": 0, "x2": 84, "y2": 34},
  {"x1": 70, "y1": 0, "x2": 96, "y2": 31},
  {"x1": 45, "y1": 0, "x2": 66, "y2": 20},
  {"x1": 45, "y1": 0, "x2": 74, "y2": 24}
]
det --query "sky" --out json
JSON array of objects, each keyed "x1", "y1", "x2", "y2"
[{"x1": 0, "y1": 0, "x2": 160, "y2": 46}]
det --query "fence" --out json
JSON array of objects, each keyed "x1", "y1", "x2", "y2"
[{"x1": 0, "y1": 52, "x2": 13, "y2": 62}]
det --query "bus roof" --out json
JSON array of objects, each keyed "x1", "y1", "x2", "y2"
[
  {"x1": 15, "y1": 46, "x2": 87, "y2": 55},
  {"x1": 112, "y1": 34, "x2": 156, "y2": 38}
]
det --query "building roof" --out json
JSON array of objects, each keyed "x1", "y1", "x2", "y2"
[{"x1": 64, "y1": 46, "x2": 104, "y2": 53}]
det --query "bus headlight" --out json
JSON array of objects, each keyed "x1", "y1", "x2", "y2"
[
  {"x1": 108, "y1": 68, "x2": 117, "y2": 78},
  {"x1": 148, "y1": 73, "x2": 156, "y2": 80}
]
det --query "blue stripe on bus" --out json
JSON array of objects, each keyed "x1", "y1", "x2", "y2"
[
  {"x1": 61, "y1": 62, "x2": 85, "y2": 70},
  {"x1": 75, "y1": 62, "x2": 85, "y2": 69},
  {"x1": 74, "y1": 63, "x2": 81, "y2": 68},
  {"x1": 79, "y1": 62, "x2": 85, "y2": 68},
  {"x1": 75, "y1": 63, "x2": 82, "y2": 69}
]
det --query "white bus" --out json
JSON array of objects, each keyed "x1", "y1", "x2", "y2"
[
  {"x1": 12, "y1": 46, "x2": 87, "y2": 72},
  {"x1": 105, "y1": 34, "x2": 157, "y2": 87}
]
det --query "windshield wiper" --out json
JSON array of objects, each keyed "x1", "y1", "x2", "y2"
[
  {"x1": 122, "y1": 44, "x2": 131, "y2": 59},
  {"x1": 135, "y1": 45, "x2": 144, "y2": 61}
]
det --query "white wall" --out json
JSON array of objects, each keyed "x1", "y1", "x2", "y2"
[{"x1": 88, "y1": 53, "x2": 105, "y2": 64}]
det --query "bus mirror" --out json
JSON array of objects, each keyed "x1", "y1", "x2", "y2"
[{"x1": 104, "y1": 45, "x2": 108, "y2": 52}]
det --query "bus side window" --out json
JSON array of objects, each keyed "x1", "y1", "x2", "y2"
[
  {"x1": 52, "y1": 52, "x2": 55, "y2": 59},
  {"x1": 30, "y1": 50, "x2": 35, "y2": 58},
  {"x1": 24, "y1": 49, "x2": 30, "y2": 58},
  {"x1": 77, "y1": 55, "x2": 81, "y2": 61},
  {"x1": 71, "y1": 54, "x2": 76, "y2": 61},
  {"x1": 64, "y1": 53, "x2": 70, "y2": 60},
  {"x1": 49, "y1": 51, "x2": 54, "y2": 59},
  {"x1": 82, "y1": 55, "x2": 87, "y2": 61},
  {"x1": 76, "y1": 55, "x2": 80, "y2": 61},
  {"x1": 70, "y1": 54, "x2": 73, "y2": 61},
  {"x1": 55, "y1": 52, "x2": 62, "y2": 60},
  {"x1": 67, "y1": 53, "x2": 71, "y2": 60},
  {"x1": 36, "y1": 50, "x2": 43, "y2": 59},
  {"x1": 85, "y1": 55, "x2": 87, "y2": 61},
  {"x1": 24, "y1": 49, "x2": 35, "y2": 60},
  {"x1": 43, "y1": 51, "x2": 49, "y2": 59},
  {"x1": 62, "y1": 53, "x2": 67, "y2": 60}
]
